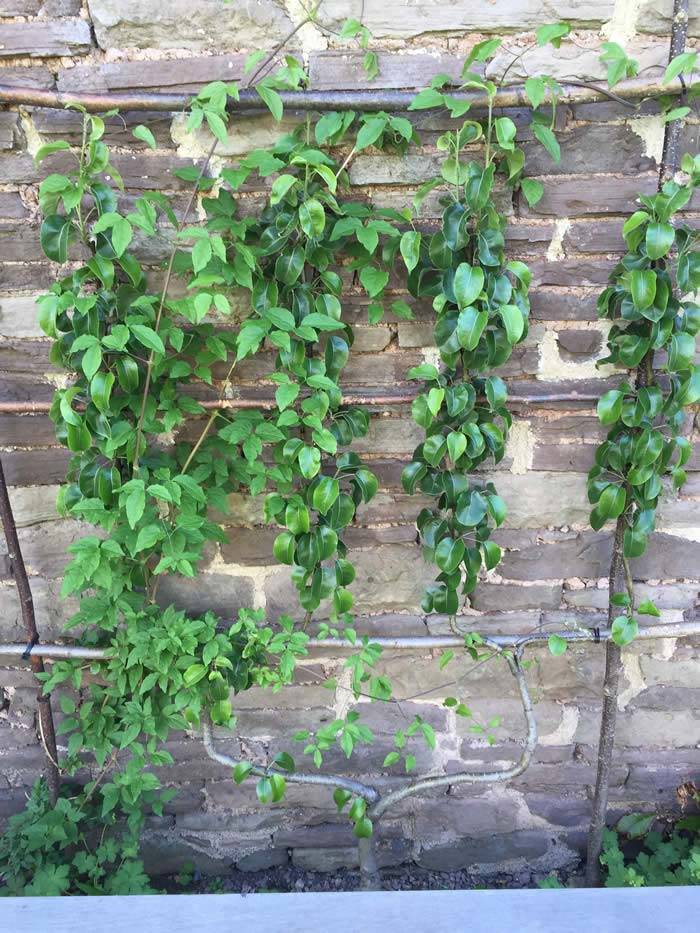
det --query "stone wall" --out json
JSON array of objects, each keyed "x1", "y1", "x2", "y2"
[{"x1": 0, "y1": 0, "x2": 699, "y2": 882}]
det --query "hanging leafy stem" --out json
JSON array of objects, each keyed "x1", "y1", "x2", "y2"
[
  {"x1": 185, "y1": 112, "x2": 404, "y2": 620},
  {"x1": 399, "y1": 46, "x2": 561, "y2": 618},
  {"x1": 588, "y1": 154, "x2": 700, "y2": 646}
]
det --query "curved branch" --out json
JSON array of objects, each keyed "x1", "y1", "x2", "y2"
[
  {"x1": 200, "y1": 713, "x2": 381, "y2": 804},
  {"x1": 370, "y1": 651, "x2": 536, "y2": 819}
]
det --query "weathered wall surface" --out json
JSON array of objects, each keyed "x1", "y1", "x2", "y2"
[{"x1": 0, "y1": 0, "x2": 699, "y2": 881}]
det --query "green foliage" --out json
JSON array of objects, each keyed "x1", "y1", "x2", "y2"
[
  {"x1": 400, "y1": 52, "x2": 556, "y2": 615},
  {"x1": 589, "y1": 165, "x2": 700, "y2": 644},
  {"x1": 2, "y1": 26, "x2": 627, "y2": 895},
  {"x1": 602, "y1": 817, "x2": 700, "y2": 887},
  {"x1": 0, "y1": 779, "x2": 154, "y2": 896}
]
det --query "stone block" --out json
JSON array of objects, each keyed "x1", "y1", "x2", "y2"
[
  {"x1": 530, "y1": 289, "x2": 599, "y2": 322},
  {"x1": 525, "y1": 793, "x2": 592, "y2": 828},
  {"x1": 557, "y1": 329, "x2": 603, "y2": 358},
  {"x1": 237, "y1": 847, "x2": 289, "y2": 871},
  {"x1": 417, "y1": 830, "x2": 551, "y2": 871},
  {"x1": 637, "y1": 0, "x2": 700, "y2": 37},
  {"x1": 576, "y1": 708, "x2": 700, "y2": 749},
  {"x1": 0, "y1": 20, "x2": 92, "y2": 58},
  {"x1": 155, "y1": 571, "x2": 256, "y2": 620},
  {"x1": 413, "y1": 789, "x2": 527, "y2": 839},
  {"x1": 469, "y1": 583, "x2": 563, "y2": 612},
  {"x1": 351, "y1": 544, "x2": 437, "y2": 613},
  {"x1": 524, "y1": 174, "x2": 658, "y2": 218},
  {"x1": 0, "y1": 576, "x2": 76, "y2": 641},
  {"x1": 58, "y1": 54, "x2": 249, "y2": 95},
  {"x1": 485, "y1": 472, "x2": 589, "y2": 529},
  {"x1": 322, "y1": 0, "x2": 615, "y2": 37},
  {"x1": 529, "y1": 643, "x2": 607, "y2": 701},
  {"x1": 291, "y1": 846, "x2": 359, "y2": 871},
  {"x1": 89, "y1": 0, "x2": 295, "y2": 51},
  {"x1": 308, "y1": 51, "x2": 463, "y2": 90},
  {"x1": 500, "y1": 532, "x2": 700, "y2": 583}
]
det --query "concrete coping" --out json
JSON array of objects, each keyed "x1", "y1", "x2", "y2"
[{"x1": 2, "y1": 887, "x2": 700, "y2": 933}]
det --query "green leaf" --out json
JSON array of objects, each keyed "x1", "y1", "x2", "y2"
[
  {"x1": 664, "y1": 51, "x2": 698, "y2": 84},
  {"x1": 536, "y1": 22, "x2": 571, "y2": 48},
  {"x1": 111, "y1": 216, "x2": 132, "y2": 257},
  {"x1": 464, "y1": 38, "x2": 501, "y2": 70},
  {"x1": 275, "y1": 382, "x2": 299, "y2": 411},
  {"x1": 630, "y1": 269, "x2": 656, "y2": 311},
  {"x1": 298, "y1": 445, "x2": 321, "y2": 479},
  {"x1": 435, "y1": 537, "x2": 465, "y2": 573},
  {"x1": 34, "y1": 140, "x2": 71, "y2": 164},
  {"x1": 360, "y1": 265, "x2": 389, "y2": 298},
  {"x1": 532, "y1": 124, "x2": 560, "y2": 163},
  {"x1": 408, "y1": 88, "x2": 445, "y2": 110},
  {"x1": 597, "y1": 389, "x2": 623, "y2": 425},
  {"x1": 90, "y1": 371, "x2": 114, "y2": 414},
  {"x1": 520, "y1": 178, "x2": 544, "y2": 207},
  {"x1": 616, "y1": 812, "x2": 656, "y2": 838},
  {"x1": 134, "y1": 524, "x2": 162, "y2": 553},
  {"x1": 312, "y1": 476, "x2": 340, "y2": 515},
  {"x1": 454, "y1": 264, "x2": 485, "y2": 309},
  {"x1": 132, "y1": 124, "x2": 157, "y2": 149},
  {"x1": 495, "y1": 116, "x2": 517, "y2": 151},
  {"x1": 548, "y1": 634, "x2": 567, "y2": 656},
  {"x1": 353, "y1": 816, "x2": 373, "y2": 839},
  {"x1": 130, "y1": 324, "x2": 165, "y2": 355},
  {"x1": 270, "y1": 174, "x2": 298, "y2": 205},
  {"x1": 273, "y1": 531, "x2": 295, "y2": 565},
  {"x1": 125, "y1": 484, "x2": 145, "y2": 529},
  {"x1": 183, "y1": 663, "x2": 207, "y2": 686},
  {"x1": 233, "y1": 762, "x2": 253, "y2": 784},
  {"x1": 81, "y1": 342, "x2": 102, "y2": 380},
  {"x1": 356, "y1": 115, "x2": 387, "y2": 150},
  {"x1": 524, "y1": 76, "x2": 546, "y2": 110},
  {"x1": 456, "y1": 307, "x2": 488, "y2": 350},
  {"x1": 40, "y1": 215, "x2": 72, "y2": 262},
  {"x1": 256, "y1": 84, "x2": 283, "y2": 121},
  {"x1": 400, "y1": 230, "x2": 421, "y2": 272},
  {"x1": 497, "y1": 304, "x2": 525, "y2": 344},
  {"x1": 299, "y1": 199, "x2": 326, "y2": 237},
  {"x1": 611, "y1": 615, "x2": 638, "y2": 647},
  {"x1": 597, "y1": 483, "x2": 626, "y2": 521},
  {"x1": 447, "y1": 431, "x2": 467, "y2": 462},
  {"x1": 645, "y1": 222, "x2": 675, "y2": 260},
  {"x1": 427, "y1": 387, "x2": 444, "y2": 416},
  {"x1": 637, "y1": 599, "x2": 660, "y2": 617}
]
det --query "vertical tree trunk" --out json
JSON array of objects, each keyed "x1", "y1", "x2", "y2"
[
  {"x1": 585, "y1": 0, "x2": 689, "y2": 886},
  {"x1": 0, "y1": 457, "x2": 60, "y2": 805}
]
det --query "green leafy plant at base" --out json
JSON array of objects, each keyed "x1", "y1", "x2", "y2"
[
  {"x1": 601, "y1": 812, "x2": 700, "y2": 887},
  {"x1": 0, "y1": 779, "x2": 153, "y2": 896},
  {"x1": 588, "y1": 155, "x2": 700, "y2": 645}
]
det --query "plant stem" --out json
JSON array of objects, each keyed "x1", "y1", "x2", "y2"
[
  {"x1": 585, "y1": 0, "x2": 689, "y2": 885},
  {"x1": 0, "y1": 457, "x2": 61, "y2": 805}
]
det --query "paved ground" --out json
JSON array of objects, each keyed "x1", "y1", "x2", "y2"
[{"x1": 3, "y1": 887, "x2": 699, "y2": 932}]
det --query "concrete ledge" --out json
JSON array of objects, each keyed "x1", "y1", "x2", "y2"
[{"x1": 3, "y1": 887, "x2": 700, "y2": 933}]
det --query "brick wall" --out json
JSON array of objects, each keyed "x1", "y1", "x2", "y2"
[{"x1": 0, "y1": 1, "x2": 699, "y2": 881}]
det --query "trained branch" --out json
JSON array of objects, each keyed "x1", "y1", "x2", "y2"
[
  {"x1": 0, "y1": 457, "x2": 61, "y2": 805},
  {"x1": 371, "y1": 651, "x2": 536, "y2": 819},
  {"x1": 0, "y1": 77, "x2": 685, "y2": 114},
  {"x1": 201, "y1": 713, "x2": 380, "y2": 804}
]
